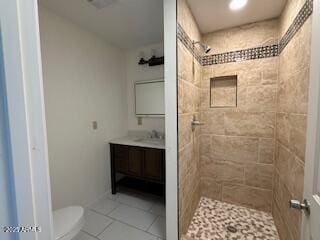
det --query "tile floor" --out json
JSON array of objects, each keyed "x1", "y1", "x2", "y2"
[
  {"x1": 73, "y1": 190, "x2": 166, "y2": 240},
  {"x1": 186, "y1": 197, "x2": 279, "y2": 240}
]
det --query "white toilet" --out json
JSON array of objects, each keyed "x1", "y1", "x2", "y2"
[{"x1": 53, "y1": 206, "x2": 85, "y2": 240}]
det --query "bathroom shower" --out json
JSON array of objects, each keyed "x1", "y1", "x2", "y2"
[
  {"x1": 178, "y1": 0, "x2": 313, "y2": 239},
  {"x1": 192, "y1": 41, "x2": 211, "y2": 54}
]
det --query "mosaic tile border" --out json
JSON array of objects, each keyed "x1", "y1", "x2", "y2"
[
  {"x1": 177, "y1": 0, "x2": 313, "y2": 66},
  {"x1": 279, "y1": 0, "x2": 313, "y2": 53},
  {"x1": 177, "y1": 23, "x2": 202, "y2": 63},
  {"x1": 202, "y1": 45, "x2": 279, "y2": 66}
]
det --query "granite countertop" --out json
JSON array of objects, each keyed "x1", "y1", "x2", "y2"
[{"x1": 109, "y1": 135, "x2": 165, "y2": 150}]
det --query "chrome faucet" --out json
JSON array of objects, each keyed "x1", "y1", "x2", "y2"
[{"x1": 151, "y1": 130, "x2": 159, "y2": 139}]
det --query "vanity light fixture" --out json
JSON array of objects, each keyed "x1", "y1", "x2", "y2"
[
  {"x1": 138, "y1": 56, "x2": 164, "y2": 66},
  {"x1": 229, "y1": 0, "x2": 248, "y2": 11}
]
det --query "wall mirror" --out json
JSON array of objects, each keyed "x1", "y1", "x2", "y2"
[{"x1": 135, "y1": 79, "x2": 165, "y2": 116}]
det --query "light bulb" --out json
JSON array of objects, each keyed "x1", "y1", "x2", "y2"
[{"x1": 229, "y1": 0, "x2": 248, "y2": 11}]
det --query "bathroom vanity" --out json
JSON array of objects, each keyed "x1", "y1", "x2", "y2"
[{"x1": 109, "y1": 136, "x2": 165, "y2": 194}]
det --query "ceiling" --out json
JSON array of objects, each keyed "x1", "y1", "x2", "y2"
[
  {"x1": 39, "y1": 0, "x2": 164, "y2": 49},
  {"x1": 187, "y1": 0, "x2": 287, "y2": 34}
]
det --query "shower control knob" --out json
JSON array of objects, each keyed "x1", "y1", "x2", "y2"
[{"x1": 289, "y1": 199, "x2": 310, "y2": 214}]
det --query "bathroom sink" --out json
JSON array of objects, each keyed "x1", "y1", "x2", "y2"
[{"x1": 134, "y1": 138, "x2": 165, "y2": 145}]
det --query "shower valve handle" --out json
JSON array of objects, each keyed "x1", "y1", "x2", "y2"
[
  {"x1": 289, "y1": 199, "x2": 310, "y2": 214},
  {"x1": 191, "y1": 120, "x2": 204, "y2": 126}
]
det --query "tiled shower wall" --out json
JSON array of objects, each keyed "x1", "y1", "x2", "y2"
[
  {"x1": 273, "y1": 0, "x2": 312, "y2": 239},
  {"x1": 199, "y1": 20, "x2": 279, "y2": 212},
  {"x1": 177, "y1": 0, "x2": 202, "y2": 235},
  {"x1": 178, "y1": 0, "x2": 313, "y2": 238}
]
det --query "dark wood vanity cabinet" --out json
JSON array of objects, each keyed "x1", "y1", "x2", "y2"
[
  {"x1": 110, "y1": 144, "x2": 165, "y2": 194},
  {"x1": 144, "y1": 148, "x2": 163, "y2": 180}
]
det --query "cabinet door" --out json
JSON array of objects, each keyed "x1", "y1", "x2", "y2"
[
  {"x1": 144, "y1": 148, "x2": 163, "y2": 181},
  {"x1": 128, "y1": 147, "x2": 143, "y2": 177},
  {"x1": 114, "y1": 145, "x2": 129, "y2": 173}
]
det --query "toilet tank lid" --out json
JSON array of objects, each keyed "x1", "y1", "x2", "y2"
[{"x1": 53, "y1": 206, "x2": 84, "y2": 239}]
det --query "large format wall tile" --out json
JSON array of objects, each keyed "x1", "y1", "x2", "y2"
[
  {"x1": 273, "y1": 1, "x2": 312, "y2": 239},
  {"x1": 277, "y1": 66, "x2": 310, "y2": 114},
  {"x1": 272, "y1": 193, "x2": 294, "y2": 240},
  {"x1": 276, "y1": 113, "x2": 307, "y2": 161},
  {"x1": 200, "y1": 111, "x2": 225, "y2": 135},
  {"x1": 245, "y1": 86, "x2": 277, "y2": 112},
  {"x1": 275, "y1": 143, "x2": 305, "y2": 200},
  {"x1": 199, "y1": 135, "x2": 211, "y2": 159},
  {"x1": 273, "y1": 171, "x2": 302, "y2": 240},
  {"x1": 179, "y1": 142, "x2": 195, "y2": 184},
  {"x1": 178, "y1": 0, "x2": 203, "y2": 236},
  {"x1": 178, "y1": 113, "x2": 193, "y2": 150},
  {"x1": 200, "y1": 159, "x2": 245, "y2": 184},
  {"x1": 224, "y1": 112, "x2": 275, "y2": 138},
  {"x1": 244, "y1": 163, "x2": 273, "y2": 190},
  {"x1": 222, "y1": 183, "x2": 272, "y2": 212},
  {"x1": 259, "y1": 138, "x2": 275, "y2": 164},
  {"x1": 179, "y1": 80, "x2": 199, "y2": 114},
  {"x1": 200, "y1": 177, "x2": 222, "y2": 200},
  {"x1": 178, "y1": 43, "x2": 193, "y2": 83},
  {"x1": 211, "y1": 135, "x2": 259, "y2": 163}
]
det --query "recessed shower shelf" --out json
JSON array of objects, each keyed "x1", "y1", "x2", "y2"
[{"x1": 210, "y1": 75, "x2": 238, "y2": 108}]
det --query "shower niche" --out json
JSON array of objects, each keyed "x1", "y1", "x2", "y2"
[{"x1": 210, "y1": 75, "x2": 237, "y2": 108}]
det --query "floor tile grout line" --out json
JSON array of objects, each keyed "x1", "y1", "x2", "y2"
[
  {"x1": 80, "y1": 230, "x2": 100, "y2": 239},
  {"x1": 96, "y1": 218, "x2": 164, "y2": 239},
  {"x1": 86, "y1": 192, "x2": 165, "y2": 239},
  {"x1": 146, "y1": 215, "x2": 166, "y2": 239},
  {"x1": 89, "y1": 206, "x2": 118, "y2": 217},
  {"x1": 89, "y1": 215, "x2": 165, "y2": 239},
  {"x1": 116, "y1": 200, "x2": 155, "y2": 211},
  {"x1": 89, "y1": 201, "x2": 159, "y2": 219},
  {"x1": 107, "y1": 193, "x2": 165, "y2": 212},
  {"x1": 106, "y1": 193, "x2": 158, "y2": 211},
  {"x1": 146, "y1": 215, "x2": 160, "y2": 232},
  {"x1": 103, "y1": 214, "x2": 156, "y2": 233},
  {"x1": 103, "y1": 208, "x2": 164, "y2": 238},
  {"x1": 95, "y1": 218, "x2": 114, "y2": 237}
]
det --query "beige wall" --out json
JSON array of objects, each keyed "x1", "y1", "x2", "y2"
[
  {"x1": 272, "y1": 1, "x2": 312, "y2": 239},
  {"x1": 39, "y1": 6, "x2": 128, "y2": 210},
  {"x1": 178, "y1": 0, "x2": 201, "y2": 43},
  {"x1": 200, "y1": 20, "x2": 279, "y2": 212},
  {"x1": 203, "y1": 20, "x2": 279, "y2": 54},
  {"x1": 177, "y1": 0, "x2": 202, "y2": 235}
]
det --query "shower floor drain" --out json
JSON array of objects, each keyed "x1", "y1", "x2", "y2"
[{"x1": 227, "y1": 225, "x2": 237, "y2": 233}]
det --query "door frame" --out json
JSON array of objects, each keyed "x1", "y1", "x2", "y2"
[
  {"x1": 164, "y1": 0, "x2": 179, "y2": 239},
  {"x1": 0, "y1": 0, "x2": 53, "y2": 239},
  {"x1": 1, "y1": 0, "x2": 179, "y2": 239},
  {"x1": 302, "y1": 0, "x2": 320, "y2": 238}
]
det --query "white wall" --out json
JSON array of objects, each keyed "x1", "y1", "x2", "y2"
[
  {"x1": 39, "y1": 6, "x2": 128, "y2": 210},
  {"x1": 126, "y1": 43, "x2": 165, "y2": 132}
]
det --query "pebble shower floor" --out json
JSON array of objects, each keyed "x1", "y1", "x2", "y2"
[{"x1": 186, "y1": 197, "x2": 279, "y2": 240}]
